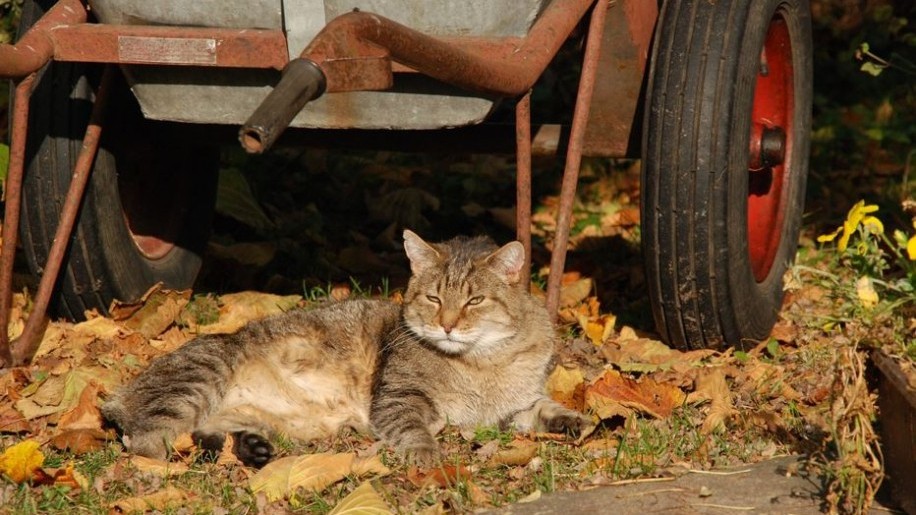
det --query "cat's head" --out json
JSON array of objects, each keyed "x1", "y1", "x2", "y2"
[{"x1": 401, "y1": 229, "x2": 531, "y2": 357}]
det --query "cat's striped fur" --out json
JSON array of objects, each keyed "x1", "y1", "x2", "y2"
[{"x1": 102, "y1": 230, "x2": 590, "y2": 465}]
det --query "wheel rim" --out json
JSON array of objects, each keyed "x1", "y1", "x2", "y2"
[
  {"x1": 747, "y1": 10, "x2": 794, "y2": 282},
  {"x1": 117, "y1": 137, "x2": 187, "y2": 260}
]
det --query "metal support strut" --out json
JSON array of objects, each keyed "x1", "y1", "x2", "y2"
[
  {"x1": 0, "y1": 66, "x2": 114, "y2": 367},
  {"x1": 544, "y1": 0, "x2": 608, "y2": 322}
]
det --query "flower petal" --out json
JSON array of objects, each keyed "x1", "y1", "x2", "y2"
[
  {"x1": 862, "y1": 216, "x2": 884, "y2": 235},
  {"x1": 817, "y1": 226, "x2": 843, "y2": 243}
]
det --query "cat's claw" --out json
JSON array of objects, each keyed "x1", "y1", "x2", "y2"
[{"x1": 233, "y1": 431, "x2": 274, "y2": 468}]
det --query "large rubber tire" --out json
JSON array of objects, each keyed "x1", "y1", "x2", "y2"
[
  {"x1": 16, "y1": 1, "x2": 218, "y2": 320},
  {"x1": 641, "y1": 0, "x2": 812, "y2": 350}
]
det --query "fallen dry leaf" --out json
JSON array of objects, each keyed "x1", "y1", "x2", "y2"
[
  {"x1": 0, "y1": 406, "x2": 30, "y2": 433},
  {"x1": 406, "y1": 464, "x2": 472, "y2": 488},
  {"x1": 129, "y1": 455, "x2": 190, "y2": 477},
  {"x1": 687, "y1": 367, "x2": 736, "y2": 434},
  {"x1": 111, "y1": 486, "x2": 194, "y2": 512},
  {"x1": 489, "y1": 440, "x2": 539, "y2": 467},
  {"x1": 57, "y1": 381, "x2": 104, "y2": 432},
  {"x1": 559, "y1": 278, "x2": 592, "y2": 308},
  {"x1": 602, "y1": 334, "x2": 715, "y2": 373},
  {"x1": 0, "y1": 439, "x2": 44, "y2": 483},
  {"x1": 585, "y1": 369, "x2": 686, "y2": 420},
  {"x1": 33, "y1": 462, "x2": 90, "y2": 490},
  {"x1": 545, "y1": 365, "x2": 585, "y2": 411},
  {"x1": 50, "y1": 428, "x2": 111, "y2": 454},
  {"x1": 577, "y1": 313, "x2": 616, "y2": 346},
  {"x1": 249, "y1": 452, "x2": 389, "y2": 502},
  {"x1": 117, "y1": 286, "x2": 191, "y2": 339},
  {"x1": 196, "y1": 292, "x2": 301, "y2": 335},
  {"x1": 328, "y1": 481, "x2": 392, "y2": 515}
]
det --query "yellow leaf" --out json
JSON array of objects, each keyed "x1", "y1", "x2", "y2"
[
  {"x1": 328, "y1": 481, "x2": 393, "y2": 515},
  {"x1": 0, "y1": 440, "x2": 45, "y2": 483},
  {"x1": 856, "y1": 276, "x2": 879, "y2": 309},
  {"x1": 545, "y1": 365, "x2": 584, "y2": 410},
  {"x1": 576, "y1": 314, "x2": 615, "y2": 346},
  {"x1": 112, "y1": 486, "x2": 193, "y2": 512},
  {"x1": 250, "y1": 452, "x2": 388, "y2": 502},
  {"x1": 908, "y1": 234, "x2": 916, "y2": 260}
]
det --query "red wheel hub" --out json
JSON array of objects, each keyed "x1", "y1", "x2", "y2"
[
  {"x1": 747, "y1": 11, "x2": 794, "y2": 282},
  {"x1": 117, "y1": 139, "x2": 188, "y2": 260}
]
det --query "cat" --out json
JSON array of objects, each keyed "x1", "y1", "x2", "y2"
[{"x1": 102, "y1": 230, "x2": 591, "y2": 467}]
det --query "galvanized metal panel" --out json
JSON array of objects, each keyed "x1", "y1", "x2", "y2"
[
  {"x1": 89, "y1": 0, "x2": 282, "y2": 29},
  {"x1": 94, "y1": 0, "x2": 549, "y2": 129}
]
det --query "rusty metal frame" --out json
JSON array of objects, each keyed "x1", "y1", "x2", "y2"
[{"x1": 0, "y1": 0, "x2": 622, "y2": 365}]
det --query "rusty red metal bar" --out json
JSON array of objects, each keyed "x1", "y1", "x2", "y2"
[
  {"x1": 304, "y1": 0, "x2": 595, "y2": 96},
  {"x1": 0, "y1": 0, "x2": 86, "y2": 78},
  {"x1": 516, "y1": 92, "x2": 533, "y2": 282},
  {"x1": 50, "y1": 24, "x2": 290, "y2": 70},
  {"x1": 9, "y1": 67, "x2": 115, "y2": 365},
  {"x1": 241, "y1": 0, "x2": 597, "y2": 153},
  {"x1": 0, "y1": 74, "x2": 37, "y2": 368},
  {"x1": 545, "y1": 0, "x2": 609, "y2": 321}
]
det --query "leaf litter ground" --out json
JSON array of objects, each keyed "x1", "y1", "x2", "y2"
[{"x1": 0, "y1": 150, "x2": 886, "y2": 513}]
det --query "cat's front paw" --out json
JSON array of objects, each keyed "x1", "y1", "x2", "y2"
[
  {"x1": 402, "y1": 442, "x2": 441, "y2": 467},
  {"x1": 233, "y1": 431, "x2": 274, "y2": 468},
  {"x1": 543, "y1": 412, "x2": 594, "y2": 438},
  {"x1": 192, "y1": 431, "x2": 226, "y2": 462}
]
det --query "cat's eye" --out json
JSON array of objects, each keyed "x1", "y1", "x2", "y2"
[
  {"x1": 426, "y1": 295, "x2": 441, "y2": 304},
  {"x1": 467, "y1": 296, "x2": 484, "y2": 306}
]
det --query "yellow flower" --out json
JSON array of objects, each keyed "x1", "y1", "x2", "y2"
[
  {"x1": 817, "y1": 200, "x2": 881, "y2": 252},
  {"x1": 908, "y1": 221, "x2": 916, "y2": 261}
]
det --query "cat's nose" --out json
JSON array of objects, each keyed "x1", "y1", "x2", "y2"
[{"x1": 442, "y1": 323, "x2": 454, "y2": 334}]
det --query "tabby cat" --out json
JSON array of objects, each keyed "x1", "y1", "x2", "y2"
[{"x1": 102, "y1": 230, "x2": 590, "y2": 467}]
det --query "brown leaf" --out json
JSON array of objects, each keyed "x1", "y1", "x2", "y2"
[
  {"x1": 129, "y1": 455, "x2": 189, "y2": 477},
  {"x1": 57, "y1": 382, "x2": 103, "y2": 432},
  {"x1": 111, "y1": 285, "x2": 191, "y2": 339},
  {"x1": 559, "y1": 278, "x2": 592, "y2": 308},
  {"x1": 602, "y1": 331, "x2": 714, "y2": 373},
  {"x1": 769, "y1": 320, "x2": 797, "y2": 343},
  {"x1": 406, "y1": 464, "x2": 472, "y2": 488},
  {"x1": 112, "y1": 486, "x2": 194, "y2": 512},
  {"x1": 196, "y1": 292, "x2": 301, "y2": 335},
  {"x1": 50, "y1": 429, "x2": 111, "y2": 454},
  {"x1": 545, "y1": 365, "x2": 586, "y2": 411},
  {"x1": 585, "y1": 369, "x2": 686, "y2": 420},
  {"x1": 686, "y1": 367, "x2": 735, "y2": 434},
  {"x1": 489, "y1": 440, "x2": 539, "y2": 467},
  {"x1": 0, "y1": 406, "x2": 30, "y2": 433}
]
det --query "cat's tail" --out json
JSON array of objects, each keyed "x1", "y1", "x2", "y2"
[{"x1": 102, "y1": 334, "x2": 248, "y2": 459}]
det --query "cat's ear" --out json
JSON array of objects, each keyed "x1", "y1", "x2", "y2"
[
  {"x1": 486, "y1": 241, "x2": 526, "y2": 285},
  {"x1": 403, "y1": 230, "x2": 441, "y2": 275}
]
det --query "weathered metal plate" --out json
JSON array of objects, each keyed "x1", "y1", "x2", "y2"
[
  {"x1": 92, "y1": 0, "x2": 549, "y2": 129},
  {"x1": 582, "y1": 0, "x2": 656, "y2": 158}
]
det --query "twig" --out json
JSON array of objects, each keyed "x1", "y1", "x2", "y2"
[
  {"x1": 616, "y1": 487, "x2": 685, "y2": 498},
  {"x1": 608, "y1": 476, "x2": 676, "y2": 486},
  {"x1": 691, "y1": 503, "x2": 755, "y2": 510},
  {"x1": 687, "y1": 468, "x2": 752, "y2": 476}
]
